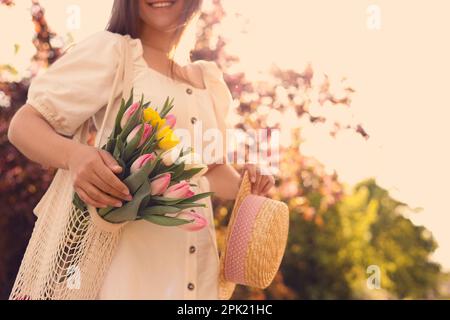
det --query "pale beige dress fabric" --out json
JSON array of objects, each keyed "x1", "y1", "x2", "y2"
[{"x1": 26, "y1": 31, "x2": 233, "y2": 299}]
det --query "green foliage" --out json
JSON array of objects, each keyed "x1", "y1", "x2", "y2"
[
  {"x1": 280, "y1": 179, "x2": 441, "y2": 299},
  {"x1": 195, "y1": 1, "x2": 441, "y2": 300}
]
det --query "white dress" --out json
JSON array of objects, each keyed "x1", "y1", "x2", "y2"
[{"x1": 26, "y1": 31, "x2": 233, "y2": 300}]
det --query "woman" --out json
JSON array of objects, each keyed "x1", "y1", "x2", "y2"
[{"x1": 8, "y1": 0, "x2": 274, "y2": 299}]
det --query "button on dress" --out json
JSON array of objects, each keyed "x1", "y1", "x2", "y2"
[{"x1": 25, "y1": 31, "x2": 233, "y2": 300}]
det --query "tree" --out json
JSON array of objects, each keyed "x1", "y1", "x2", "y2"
[
  {"x1": 0, "y1": 0, "x2": 66, "y2": 299},
  {"x1": 189, "y1": 0, "x2": 440, "y2": 300}
]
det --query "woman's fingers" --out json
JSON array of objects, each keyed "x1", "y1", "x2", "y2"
[
  {"x1": 246, "y1": 164, "x2": 275, "y2": 195},
  {"x1": 245, "y1": 164, "x2": 271, "y2": 194},
  {"x1": 75, "y1": 187, "x2": 107, "y2": 209},
  {"x1": 260, "y1": 175, "x2": 275, "y2": 195},
  {"x1": 253, "y1": 172, "x2": 264, "y2": 194},
  {"x1": 243, "y1": 164, "x2": 275, "y2": 195},
  {"x1": 255, "y1": 175, "x2": 268, "y2": 195},
  {"x1": 80, "y1": 181, "x2": 123, "y2": 208},
  {"x1": 94, "y1": 154, "x2": 130, "y2": 196},
  {"x1": 91, "y1": 172, "x2": 132, "y2": 202},
  {"x1": 99, "y1": 150, "x2": 123, "y2": 174},
  {"x1": 245, "y1": 164, "x2": 258, "y2": 183}
]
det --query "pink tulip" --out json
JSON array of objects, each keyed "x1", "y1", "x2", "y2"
[
  {"x1": 163, "y1": 181, "x2": 195, "y2": 199},
  {"x1": 127, "y1": 123, "x2": 153, "y2": 148},
  {"x1": 150, "y1": 173, "x2": 171, "y2": 195},
  {"x1": 165, "y1": 114, "x2": 177, "y2": 128},
  {"x1": 177, "y1": 210, "x2": 208, "y2": 232},
  {"x1": 120, "y1": 102, "x2": 140, "y2": 129},
  {"x1": 130, "y1": 153, "x2": 155, "y2": 174}
]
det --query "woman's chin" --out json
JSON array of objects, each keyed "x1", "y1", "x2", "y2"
[
  {"x1": 140, "y1": 1, "x2": 182, "y2": 32},
  {"x1": 145, "y1": 20, "x2": 179, "y2": 33}
]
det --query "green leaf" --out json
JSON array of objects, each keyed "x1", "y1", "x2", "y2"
[
  {"x1": 102, "y1": 179, "x2": 150, "y2": 223},
  {"x1": 140, "y1": 205, "x2": 182, "y2": 215},
  {"x1": 139, "y1": 131, "x2": 157, "y2": 156},
  {"x1": 111, "y1": 92, "x2": 133, "y2": 141},
  {"x1": 170, "y1": 162, "x2": 186, "y2": 180},
  {"x1": 175, "y1": 167, "x2": 205, "y2": 181},
  {"x1": 159, "y1": 97, "x2": 169, "y2": 118},
  {"x1": 140, "y1": 142, "x2": 158, "y2": 159},
  {"x1": 98, "y1": 205, "x2": 114, "y2": 217},
  {"x1": 112, "y1": 98, "x2": 126, "y2": 137},
  {"x1": 178, "y1": 192, "x2": 215, "y2": 204},
  {"x1": 105, "y1": 137, "x2": 116, "y2": 154},
  {"x1": 159, "y1": 97, "x2": 174, "y2": 118},
  {"x1": 142, "y1": 101, "x2": 151, "y2": 109},
  {"x1": 141, "y1": 214, "x2": 192, "y2": 227},
  {"x1": 149, "y1": 160, "x2": 165, "y2": 179},
  {"x1": 128, "y1": 149, "x2": 142, "y2": 167},
  {"x1": 139, "y1": 194, "x2": 151, "y2": 212},
  {"x1": 124, "y1": 88, "x2": 134, "y2": 112},
  {"x1": 113, "y1": 136, "x2": 125, "y2": 159},
  {"x1": 173, "y1": 203, "x2": 206, "y2": 210},
  {"x1": 180, "y1": 147, "x2": 193, "y2": 157},
  {"x1": 116, "y1": 157, "x2": 127, "y2": 180},
  {"x1": 151, "y1": 196, "x2": 186, "y2": 205}
]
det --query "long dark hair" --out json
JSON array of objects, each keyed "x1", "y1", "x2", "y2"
[{"x1": 106, "y1": 0, "x2": 203, "y2": 80}]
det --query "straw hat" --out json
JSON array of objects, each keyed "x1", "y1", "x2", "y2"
[{"x1": 218, "y1": 170, "x2": 290, "y2": 300}]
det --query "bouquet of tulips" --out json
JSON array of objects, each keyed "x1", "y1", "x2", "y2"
[{"x1": 72, "y1": 89, "x2": 212, "y2": 231}]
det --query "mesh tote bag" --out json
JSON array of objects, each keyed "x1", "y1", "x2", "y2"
[{"x1": 9, "y1": 35, "x2": 135, "y2": 300}]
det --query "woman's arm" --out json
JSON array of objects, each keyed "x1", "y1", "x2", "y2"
[
  {"x1": 205, "y1": 163, "x2": 241, "y2": 200},
  {"x1": 9, "y1": 104, "x2": 81, "y2": 170},
  {"x1": 8, "y1": 104, "x2": 132, "y2": 208}
]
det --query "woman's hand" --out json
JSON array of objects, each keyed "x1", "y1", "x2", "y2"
[
  {"x1": 67, "y1": 144, "x2": 132, "y2": 208},
  {"x1": 244, "y1": 164, "x2": 275, "y2": 196},
  {"x1": 8, "y1": 104, "x2": 131, "y2": 208}
]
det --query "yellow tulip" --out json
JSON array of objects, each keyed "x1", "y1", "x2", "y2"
[
  {"x1": 144, "y1": 107, "x2": 166, "y2": 128},
  {"x1": 157, "y1": 126, "x2": 180, "y2": 150},
  {"x1": 156, "y1": 125, "x2": 171, "y2": 140}
]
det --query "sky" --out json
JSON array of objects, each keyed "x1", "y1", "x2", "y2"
[{"x1": 1, "y1": 0, "x2": 450, "y2": 268}]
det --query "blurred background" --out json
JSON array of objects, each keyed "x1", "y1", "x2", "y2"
[{"x1": 1, "y1": 0, "x2": 450, "y2": 299}]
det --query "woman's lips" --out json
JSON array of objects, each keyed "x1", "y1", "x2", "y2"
[{"x1": 147, "y1": 1, "x2": 176, "y2": 9}]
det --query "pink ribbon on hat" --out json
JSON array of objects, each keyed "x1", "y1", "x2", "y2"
[{"x1": 223, "y1": 194, "x2": 267, "y2": 284}]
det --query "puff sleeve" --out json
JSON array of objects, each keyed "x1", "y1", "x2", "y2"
[
  {"x1": 198, "y1": 60, "x2": 233, "y2": 139},
  {"x1": 26, "y1": 31, "x2": 122, "y2": 137}
]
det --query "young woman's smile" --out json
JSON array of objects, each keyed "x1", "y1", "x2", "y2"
[{"x1": 146, "y1": 0, "x2": 177, "y2": 9}]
